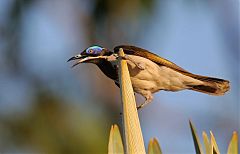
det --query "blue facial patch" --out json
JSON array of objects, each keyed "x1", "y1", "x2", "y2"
[{"x1": 86, "y1": 46, "x2": 103, "y2": 54}]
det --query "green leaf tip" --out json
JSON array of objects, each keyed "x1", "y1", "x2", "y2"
[
  {"x1": 189, "y1": 120, "x2": 204, "y2": 154},
  {"x1": 148, "y1": 138, "x2": 162, "y2": 154},
  {"x1": 227, "y1": 131, "x2": 238, "y2": 154},
  {"x1": 210, "y1": 131, "x2": 220, "y2": 154},
  {"x1": 108, "y1": 124, "x2": 124, "y2": 154},
  {"x1": 189, "y1": 121, "x2": 237, "y2": 154},
  {"x1": 202, "y1": 131, "x2": 211, "y2": 154}
]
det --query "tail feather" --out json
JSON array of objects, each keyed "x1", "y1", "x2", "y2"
[{"x1": 189, "y1": 76, "x2": 230, "y2": 95}]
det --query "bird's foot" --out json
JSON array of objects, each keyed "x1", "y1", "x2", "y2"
[
  {"x1": 137, "y1": 100, "x2": 151, "y2": 110},
  {"x1": 115, "y1": 54, "x2": 126, "y2": 60},
  {"x1": 137, "y1": 93, "x2": 153, "y2": 110},
  {"x1": 135, "y1": 62, "x2": 145, "y2": 70},
  {"x1": 105, "y1": 54, "x2": 118, "y2": 62},
  {"x1": 118, "y1": 55, "x2": 145, "y2": 70},
  {"x1": 137, "y1": 102, "x2": 148, "y2": 110}
]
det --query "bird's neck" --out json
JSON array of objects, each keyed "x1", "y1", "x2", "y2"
[{"x1": 96, "y1": 60, "x2": 118, "y2": 81}]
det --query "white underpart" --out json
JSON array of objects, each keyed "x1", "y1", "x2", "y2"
[{"x1": 125, "y1": 55, "x2": 204, "y2": 101}]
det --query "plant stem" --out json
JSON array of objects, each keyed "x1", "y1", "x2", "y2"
[{"x1": 118, "y1": 48, "x2": 146, "y2": 154}]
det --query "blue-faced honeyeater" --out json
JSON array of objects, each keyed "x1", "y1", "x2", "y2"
[{"x1": 68, "y1": 45, "x2": 230, "y2": 110}]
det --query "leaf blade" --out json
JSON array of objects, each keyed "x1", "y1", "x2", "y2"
[
  {"x1": 148, "y1": 138, "x2": 162, "y2": 154},
  {"x1": 210, "y1": 131, "x2": 220, "y2": 154},
  {"x1": 108, "y1": 124, "x2": 124, "y2": 154},
  {"x1": 202, "y1": 131, "x2": 212, "y2": 154},
  {"x1": 227, "y1": 131, "x2": 238, "y2": 154},
  {"x1": 189, "y1": 120, "x2": 204, "y2": 154}
]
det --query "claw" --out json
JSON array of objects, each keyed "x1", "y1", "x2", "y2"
[
  {"x1": 120, "y1": 55, "x2": 145, "y2": 70},
  {"x1": 135, "y1": 62, "x2": 145, "y2": 70}
]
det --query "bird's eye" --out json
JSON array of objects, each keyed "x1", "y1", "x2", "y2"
[
  {"x1": 88, "y1": 49, "x2": 94, "y2": 54},
  {"x1": 86, "y1": 46, "x2": 103, "y2": 54}
]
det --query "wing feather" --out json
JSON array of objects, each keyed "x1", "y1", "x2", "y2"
[
  {"x1": 114, "y1": 45, "x2": 188, "y2": 72},
  {"x1": 113, "y1": 45, "x2": 228, "y2": 83}
]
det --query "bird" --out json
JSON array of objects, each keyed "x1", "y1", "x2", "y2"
[{"x1": 68, "y1": 45, "x2": 230, "y2": 110}]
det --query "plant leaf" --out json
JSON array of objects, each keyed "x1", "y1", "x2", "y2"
[
  {"x1": 227, "y1": 131, "x2": 238, "y2": 154},
  {"x1": 118, "y1": 48, "x2": 146, "y2": 153},
  {"x1": 148, "y1": 138, "x2": 162, "y2": 154},
  {"x1": 108, "y1": 124, "x2": 124, "y2": 154},
  {"x1": 210, "y1": 131, "x2": 220, "y2": 154},
  {"x1": 189, "y1": 120, "x2": 203, "y2": 154},
  {"x1": 202, "y1": 131, "x2": 212, "y2": 154}
]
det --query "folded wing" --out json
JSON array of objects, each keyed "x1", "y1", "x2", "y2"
[{"x1": 114, "y1": 45, "x2": 230, "y2": 95}]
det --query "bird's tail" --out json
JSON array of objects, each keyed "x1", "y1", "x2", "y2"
[{"x1": 188, "y1": 75, "x2": 230, "y2": 95}]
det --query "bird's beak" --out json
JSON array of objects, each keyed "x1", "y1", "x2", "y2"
[
  {"x1": 68, "y1": 54, "x2": 87, "y2": 67},
  {"x1": 68, "y1": 54, "x2": 106, "y2": 68},
  {"x1": 67, "y1": 56, "x2": 80, "y2": 62}
]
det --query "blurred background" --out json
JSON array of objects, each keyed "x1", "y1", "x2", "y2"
[{"x1": 0, "y1": 0, "x2": 239, "y2": 153}]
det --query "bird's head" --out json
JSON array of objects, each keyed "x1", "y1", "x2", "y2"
[{"x1": 68, "y1": 45, "x2": 112, "y2": 67}]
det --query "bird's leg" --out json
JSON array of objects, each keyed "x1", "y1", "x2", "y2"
[
  {"x1": 137, "y1": 92, "x2": 153, "y2": 110},
  {"x1": 137, "y1": 99, "x2": 151, "y2": 110},
  {"x1": 117, "y1": 54, "x2": 145, "y2": 70}
]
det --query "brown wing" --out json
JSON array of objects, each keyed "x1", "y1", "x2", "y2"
[
  {"x1": 114, "y1": 45, "x2": 189, "y2": 73},
  {"x1": 113, "y1": 45, "x2": 229, "y2": 83}
]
